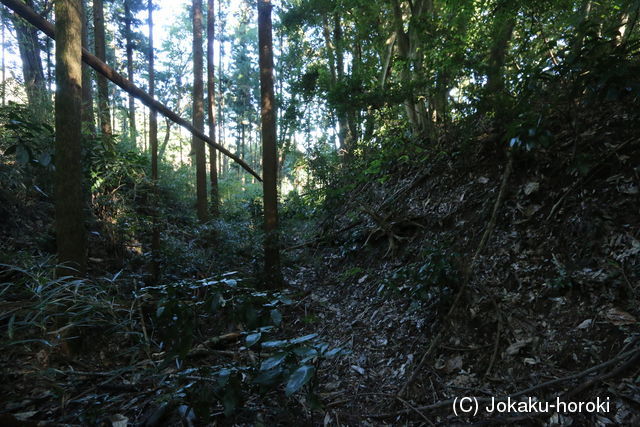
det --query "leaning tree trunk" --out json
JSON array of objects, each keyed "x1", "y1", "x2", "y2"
[
  {"x1": 2, "y1": 0, "x2": 261, "y2": 180},
  {"x1": 54, "y1": 0, "x2": 87, "y2": 276},
  {"x1": 207, "y1": 0, "x2": 219, "y2": 217},
  {"x1": 193, "y1": 0, "x2": 208, "y2": 222},
  {"x1": 93, "y1": 0, "x2": 112, "y2": 142},
  {"x1": 258, "y1": 0, "x2": 282, "y2": 288}
]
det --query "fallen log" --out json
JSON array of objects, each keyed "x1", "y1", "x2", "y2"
[{"x1": 1, "y1": 0, "x2": 261, "y2": 182}]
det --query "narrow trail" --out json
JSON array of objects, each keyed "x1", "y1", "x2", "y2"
[{"x1": 287, "y1": 255, "x2": 435, "y2": 422}]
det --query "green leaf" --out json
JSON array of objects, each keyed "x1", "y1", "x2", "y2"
[
  {"x1": 245, "y1": 332, "x2": 261, "y2": 347},
  {"x1": 285, "y1": 365, "x2": 315, "y2": 396},
  {"x1": 37, "y1": 151, "x2": 51, "y2": 167},
  {"x1": 253, "y1": 368, "x2": 282, "y2": 385},
  {"x1": 261, "y1": 339, "x2": 288, "y2": 349},
  {"x1": 270, "y1": 309, "x2": 282, "y2": 326},
  {"x1": 223, "y1": 278, "x2": 238, "y2": 287},
  {"x1": 323, "y1": 347, "x2": 343, "y2": 358},
  {"x1": 290, "y1": 333, "x2": 318, "y2": 344},
  {"x1": 293, "y1": 346, "x2": 317, "y2": 359},
  {"x1": 217, "y1": 368, "x2": 231, "y2": 387},
  {"x1": 16, "y1": 144, "x2": 29, "y2": 164},
  {"x1": 260, "y1": 352, "x2": 287, "y2": 371}
]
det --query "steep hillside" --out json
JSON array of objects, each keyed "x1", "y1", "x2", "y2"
[{"x1": 285, "y1": 99, "x2": 640, "y2": 424}]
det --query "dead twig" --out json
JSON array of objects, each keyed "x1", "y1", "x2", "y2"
[
  {"x1": 484, "y1": 296, "x2": 502, "y2": 378},
  {"x1": 396, "y1": 396, "x2": 436, "y2": 426}
]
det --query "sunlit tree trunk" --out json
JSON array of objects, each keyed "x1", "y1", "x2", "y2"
[
  {"x1": 81, "y1": 0, "x2": 95, "y2": 135},
  {"x1": 124, "y1": 0, "x2": 137, "y2": 145},
  {"x1": 9, "y1": 0, "x2": 48, "y2": 115},
  {"x1": 159, "y1": 117, "x2": 171, "y2": 159},
  {"x1": 148, "y1": 0, "x2": 159, "y2": 283},
  {"x1": 618, "y1": 0, "x2": 640, "y2": 45},
  {"x1": 55, "y1": 0, "x2": 87, "y2": 276},
  {"x1": 258, "y1": 0, "x2": 282, "y2": 288},
  {"x1": 1, "y1": 15, "x2": 5, "y2": 106},
  {"x1": 193, "y1": 0, "x2": 208, "y2": 222},
  {"x1": 390, "y1": 0, "x2": 420, "y2": 133},
  {"x1": 207, "y1": 0, "x2": 219, "y2": 217},
  {"x1": 93, "y1": 0, "x2": 112, "y2": 142},
  {"x1": 218, "y1": 0, "x2": 226, "y2": 178}
]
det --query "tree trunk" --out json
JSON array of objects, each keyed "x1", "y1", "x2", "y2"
[
  {"x1": 159, "y1": 117, "x2": 171, "y2": 159},
  {"x1": 218, "y1": 0, "x2": 226, "y2": 178},
  {"x1": 207, "y1": 0, "x2": 219, "y2": 217},
  {"x1": 619, "y1": 0, "x2": 640, "y2": 45},
  {"x1": 1, "y1": 15, "x2": 5, "y2": 106},
  {"x1": 9, "y1": 0, "x2": 48, "y2": 115},
  {"x1": 379, "y1": 33, "x2": 396, "y2": 90},
  {"x1": 193, "y1": 0, "x2": 208, "y2": 222},
  {"x1": 390, "y1": 0, "x2": 420, "y2": 133},
  {"x1": 485, "y1": 1, "x2": 516, "y2": 97},
  {"x1": 81, "y1": 0, "x2": 95, "y2": 135},
  {"x1": 3, "y1": 0, "x2": 261, "y2": 180},
  {"x1": 258, "y1": 0, "x2": 282, "y2": 288},
  {"x1": 148, "y1": 0, "x2": 159, "y2": 283},
  {"x1": 124, "y1": 0, "x2": 136, "y2": 145},
  {"x1": 333, "y1": 12, "x2": 354, "y2": 153},
  {"x1": 93, "y1": 0, "x2": 112, "y2": 142},
  {"x1": 54, "y1": 0, "x2": 87, "y2": 276}
]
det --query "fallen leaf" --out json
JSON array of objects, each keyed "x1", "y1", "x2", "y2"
[
  {"x1": 505, "y1": 339, "x2": 532, "y2": 356},
  {"x1": 14, "y1": 411, "x2": 38, "y2": 421},
  {"x1": 351, "y1": 365, "x2": 365, "y2": 375},
  {"x1": 110, "y1": 414, "x2": 128, "y2": 427},
  {"x1": 443, "y1": 355, "x2": 463, "y2": 373},
  {"x1": 605, "y1": 308, "x2": 637, "y2": 326},
  {"x1": 576, "y1": 319, "x2": 593, "y2": 329},
  {"x1": 524, "y1": 182, "x2": 539, "y2": 195}
]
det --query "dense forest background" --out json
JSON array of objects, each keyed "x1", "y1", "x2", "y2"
[{"x1": 1, "y1": 0, "x2": 639, "y2": 425}]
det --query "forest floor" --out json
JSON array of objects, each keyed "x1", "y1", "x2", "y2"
[
  {"x1": 1, "y1": 101, "x2": 640, "y2": 426},
  {"x1": 282, "y1": 104, "x2": 640, "y2": 425}
]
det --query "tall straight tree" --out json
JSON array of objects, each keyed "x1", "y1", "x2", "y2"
[
  {"x1": 55, "y1": 0, "x2": 87, "y2": 276},
  {"x1": 124, "y1": 0, "x2": 137, "y2": 145},
  {"x1": 81, "y1": 0, "x2": 95, "y2": 135},
  {"x1": 207, "y1": 0, "x2": 219, "y2": 216},
  {"x1": 1, "y1": 14, "x2": 5, "y2": 106},
  {"x1": 193, "y1": 0, "x2": 208, "y2": 222},
  {"x1": 93, "y1": 0, "x2": 112, "y2": 141},
  {"x1": 258, "y1": 0, "x2": 282, "y2": 288},
  {"x1": 217, "y1": 0, "x2": 227, "y2": 178},
  {"x1": 148, "y1": 0, "x2": 159, "y2": 282},
  {"x1": 8, "y1": 0, "x2": 48, "y2": 114}
]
